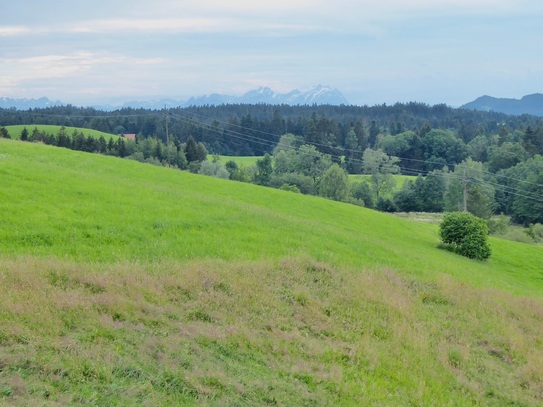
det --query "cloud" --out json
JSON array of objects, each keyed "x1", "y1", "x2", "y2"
[
  {"x1": 80, "y1": 17, "x2": 327, "y2": 36},
  {"x1": 2, "y1": 0, "x2": 541, "y2": 105},
  {"x1": 0, "y1": 17, "x2": 326, "y2": 39},
  {"x1": 160, "y1": 0, "x2": 518, "y2": 14},
  {"x1": 0, "y1": 53, "x2": 163, "y2": 93},
  {"x1": 2, "y1": 0, "x2": 536, "y2": 39},
  {"x1": 0, "y1": 26, "x2": 32, "y2": 36},
  {"x1": 164, "y1": 0, "x2": 532, "y2": 21}
]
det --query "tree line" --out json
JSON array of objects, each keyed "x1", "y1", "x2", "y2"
[
  {"x1": 2, "y1": 102, "x2": 542, "y2": 226},
  {"x1": 1, "y1": 103, "x2": 541, "y2": 158},
  {"x1": 2, "y1": 126, "x2": 207, "y2": 172}
]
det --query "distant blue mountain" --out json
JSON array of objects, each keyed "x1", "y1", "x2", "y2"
[
  {"x1": 114, "y1": 85, "x2": 349, "y2": 110},
  {"x1": 460, "y1": 93, "x2": 543, "y2": 116},
  {"x1": 2, "y1": 86, "x2": 349, "y2": 111},
  {"x1": 0, "y1": 96, "x2": 64, "y2": 109},
  {"x1": 184, "y1": 85, "x2": 349, "y2": 107}
]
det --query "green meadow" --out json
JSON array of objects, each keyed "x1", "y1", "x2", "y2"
[
  {"x1": 5, "y1": 125, "x2": 118, "y2": 140},
  {"x1": 1, "y1": 139, "x2": 543, "y2": 406},
  {"x1": 217, "y1": 155, "x2": 261, "y2": 167}
]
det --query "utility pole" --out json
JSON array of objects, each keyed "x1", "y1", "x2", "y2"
[{"x1": 462, "y1": 165, "x2": 468, "y2": 212}]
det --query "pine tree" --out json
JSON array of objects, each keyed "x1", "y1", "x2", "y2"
[
  {"x1": 0, "y1": 126, "x2": 10, "y2": 139},
  {"x1": 20, "y1": 127, "x2": 29, "y2": 141},
  {"x1": 184, "y1": 136, "x2": 199, "y2": 163}
]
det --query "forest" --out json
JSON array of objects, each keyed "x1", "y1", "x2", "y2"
[{"x1": 1, "y1": 102, "x2": 542, "y2": 227}]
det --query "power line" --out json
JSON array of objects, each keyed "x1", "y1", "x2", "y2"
[
  {"x1": 172, "y1": 110, "x2": 543, "y2": 189},
  {"x1": 5, "y1": 108, "x2": 543, "y2": 196}
]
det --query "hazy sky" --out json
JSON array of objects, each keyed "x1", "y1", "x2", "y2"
[{"x1": 1, "y1": 0, "x2": 542, "y2": 106}]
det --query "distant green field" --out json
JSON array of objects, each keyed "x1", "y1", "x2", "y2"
[
  {"x1": 5, "y1": 124, "x2": 118, "y2": 140},
  {"x1": 1, "y1": 139, "x2": 543, "y2": 406},
  {"x1": 216, "y1": 158, "x2": 420, "y2": 188},
  {"x1": 349, "y1": 173, "x2": 417, "y2": 189},
  {"x1": 218, "y1": 155, "x2": 261, "y2": 167}
]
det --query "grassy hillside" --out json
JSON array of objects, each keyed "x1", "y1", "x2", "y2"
[
  {"x1": 5, "y1": 125, "x2": 118, "y2": 140},
  {"x1": 1, "y1": 139, "x2": 543, "y2": 406}
]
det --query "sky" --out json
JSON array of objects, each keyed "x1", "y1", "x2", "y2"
[{"x1": 1, "y1": 0, "x2": 542, "y2": 107}]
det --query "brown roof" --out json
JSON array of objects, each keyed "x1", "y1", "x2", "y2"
[{"x1": 123, "y1": 133, "x2": 136, "y2": 141}]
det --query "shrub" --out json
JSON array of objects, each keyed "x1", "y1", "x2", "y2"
[
  {"x1": 188, "y1": 161, "x2": 201, "y2": 174},
  {"x1": 534, "y1": 223, "x2": 543, "y2": 239},
  {"x1": 523, "y1": 223, "x2": 542, "y2": 243},
  {"x1": 351, "y1": 182, "x2": 374, "y2": 208},
  {"x1": 269, "y1": 173, "x2": 316, "y2": 195},
  {"x1": 487, "y1": 214, "x2": 509, "y2": 235},
  {"x1": 502, "y1": 227, "x2": 536, "y2": 245},
  {"x1": 198, "y1": 160, "x2": 230, "y2": 179},
  {"x1": 376, "y1": 197, "x2": 397, "y2": 213},
  {"x1": 439, "y1": 212, "x2": 491, "y2": 260},
  {"x1": 279, "y1": 184, "x2": 301, "y2": 193}
]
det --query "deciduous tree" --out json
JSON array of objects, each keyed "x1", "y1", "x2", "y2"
[
  {"x1": 512, "y1": 172, "x2": 543, "y2": 225},
  {"x1": 319, "y1": 163, "x2": 349, "y2": 201},
  {"x1": 362, "y1": 148, "x2": 400, "y2": 199},
  {"x1": 254, "y1": 153, "x2": 273, "y2": 186}
]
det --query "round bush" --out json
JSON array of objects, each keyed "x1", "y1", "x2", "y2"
[{"x1": 439, "y1": 212, "x2": 491, "y2": 260}]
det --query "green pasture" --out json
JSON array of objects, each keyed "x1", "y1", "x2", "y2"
[
  {"x1": 4, "y1": 124, "x2": 118, "y2": 140},
  {"x1": 1, "y1": 139, "x2": 541, "y2": 295},
  {"x1": 217, "y1": 155, "x2": 261, "y2": 167},
  {"x1": 1, "y1": 138, "x2": 543, "y2": 406}
]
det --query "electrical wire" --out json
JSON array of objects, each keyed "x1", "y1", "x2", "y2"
[{"x1": 4, "y1": 107, "x2": 543, "y2": 202}]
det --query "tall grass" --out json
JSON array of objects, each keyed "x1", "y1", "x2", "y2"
[{"x1": 0, "y1": 256, "x2": 542, "y2": 406}]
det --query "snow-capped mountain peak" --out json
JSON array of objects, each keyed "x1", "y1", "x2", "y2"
[
  {"x1": 0, "y1": 96, "x2": 64, "y2": 109},
  {"x1": 186, "y1": 85, "x2": 349, "y2": 106},
  {"x1": 1, "y1": 85, "x2": 349, "y2": 111}
]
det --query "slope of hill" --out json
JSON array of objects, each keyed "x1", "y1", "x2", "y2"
[
  {"x1": 5, "y1": 124, "x2": 118, "y2": 140},
  {"x1": 460, "y1": 93, "x2": 543, "y2": 116},
  {"x1": 1, "y1": 139, "x2": 543, "y2": 406}
]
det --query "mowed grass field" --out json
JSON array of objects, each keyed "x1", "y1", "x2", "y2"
[
  {"x1": 1, "y1": 138, "x2": 543, "y2": 406},
  {"x1": 5, "y1": 124, "x2": 118, "y2": 140},
  {"x1": 218, "y1": 155, "x2": 261, "y2": 167}
]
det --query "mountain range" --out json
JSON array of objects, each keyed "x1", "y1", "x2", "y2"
[
  {"x1": 183, "y1": 85, "x2": 349, "y2": 107},
  {"x1": 460, "y1": 93, "x2": 543, "y2": 116},
  {"x1": 4, "y1": 90, "x2": 543, "y2": 116},
  {"x1": 0, "y1": 96, "x2": 64, "y2": 110},
  {"x1": 0, "y1": 85, "x2": 349, "y2": 111}
]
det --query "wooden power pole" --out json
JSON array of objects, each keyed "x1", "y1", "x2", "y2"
[{"x1": 462, "y1": 165, "x2": 468, "y2": 212}]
